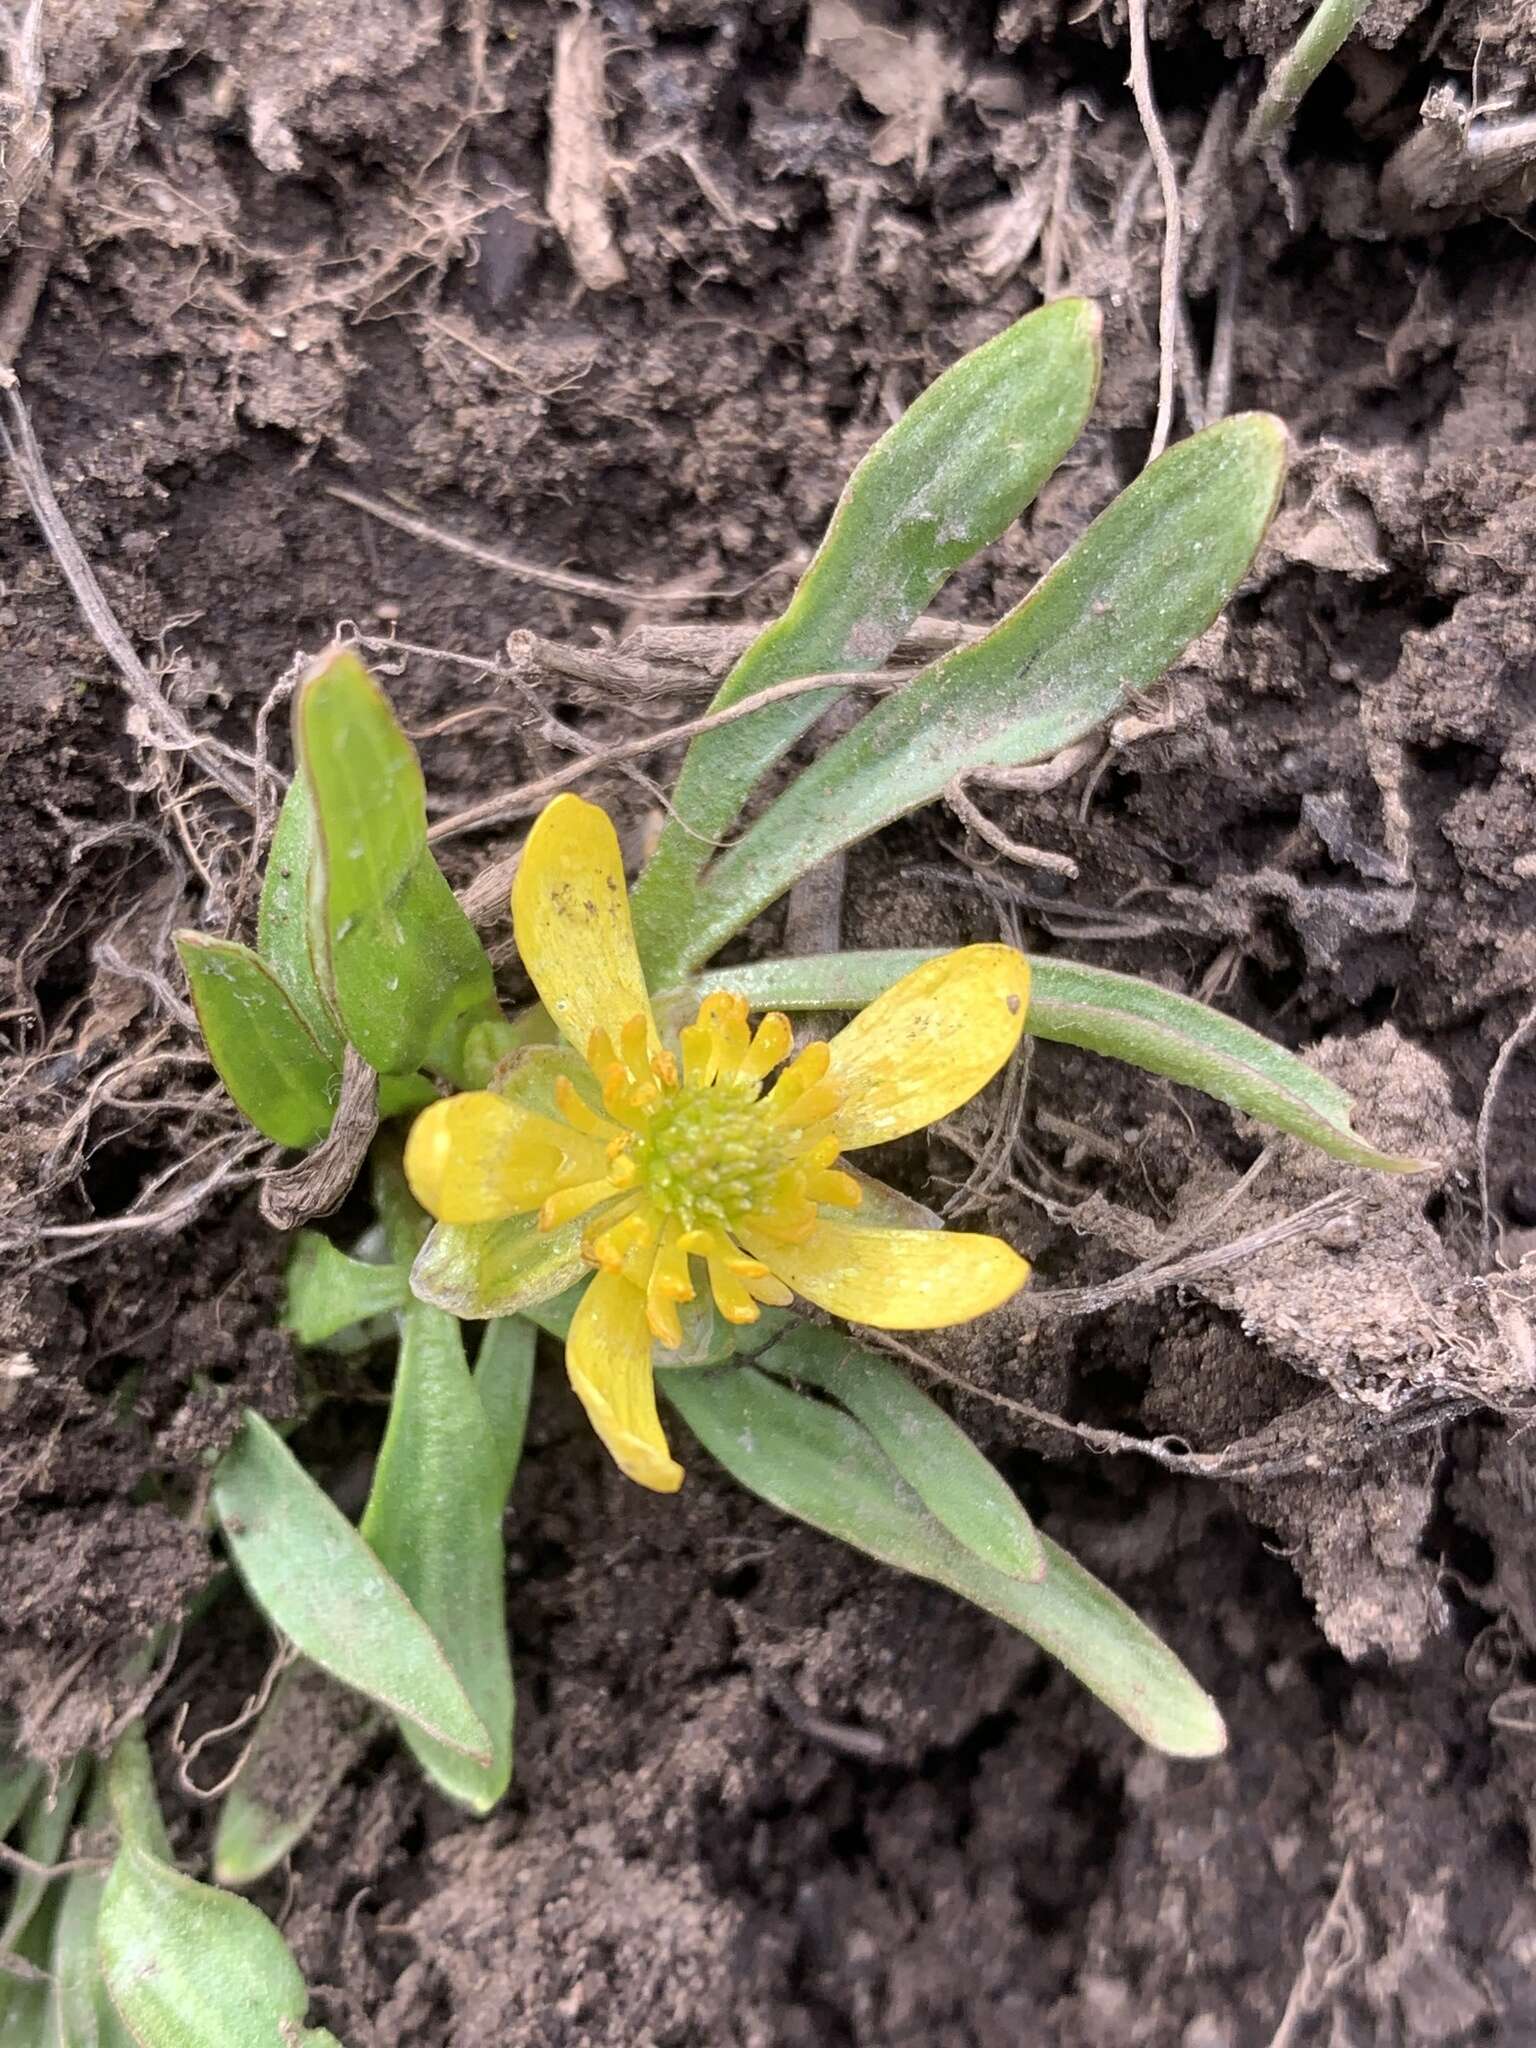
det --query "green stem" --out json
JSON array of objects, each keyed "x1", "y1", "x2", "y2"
[{"x1": 1238, "y1": 0, "x2": 1370, "y2": 157}]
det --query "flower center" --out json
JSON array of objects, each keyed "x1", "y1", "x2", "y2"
[
  {"x1": 532, "y1": 992, "x2": 862, "y2": 1347},
  {"x1": 636, "y1": 1086, "x2": 790, "y2": 1230}
]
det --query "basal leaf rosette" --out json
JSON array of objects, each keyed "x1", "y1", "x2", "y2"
[{"x1": 404, "y1": 795, "x2": 1032, "y2": 1493}]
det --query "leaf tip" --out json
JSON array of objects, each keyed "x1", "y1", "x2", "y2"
[
  {"x1": 1137, "y1": 1686, "x2": 1227, "y2": 1760},
  {"x1": 1370, "y1": 1149, "x2": 1440, "y2": 1176}
]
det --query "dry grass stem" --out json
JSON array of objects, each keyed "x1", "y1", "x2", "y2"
[
  {"x1": 1125, "y1": 0, "x2": 1184, "y2": 463},
  {"x1": 423, "y1": 661, "x2": 923, "y2": 845},
  {"x1": 324, "y1": 483, "x2": 726, "y2": 610},
  {"x1": 1476, "y1": 994, "x2": 1536, "y2": 1265}
]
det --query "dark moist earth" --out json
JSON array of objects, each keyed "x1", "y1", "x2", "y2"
[{"x1": 3, "y1": 2, "x2": 1535, "y2": 2042}]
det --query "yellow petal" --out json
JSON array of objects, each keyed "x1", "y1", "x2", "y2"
[
  {"x1": 567, "y1": 1270, "x2": 684, "y2": 1493},
  {"x1": 404, "y1": 1093, "x2": 610, "y2": 1224},
  {"x1": 738, "y1": 1216, "x2": 1029, "y2": 1330},
  {"x1": 511, "y1": 794, "x2": 659, "y2": 1063},
  {"x1": 825, "y1": 945, "x2": 1030, "y2": 1149}
]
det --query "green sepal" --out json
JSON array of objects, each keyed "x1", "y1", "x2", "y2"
[
  {"x1": 295, "y1": 650, "x2": 501, "y2": 1079},
  {"x1": 411, "y1": 1213, "x2": 587, "y2": 1321},
  {"x1": 682, "y1": 414, "x2": 1289, "y2": 972},
  {"x1": 175, "y1": 934, "x2": 338, "y2": 1148},
  {"x1": 662, "y1": 1361, "x2": 1226, "y2": 1758}
]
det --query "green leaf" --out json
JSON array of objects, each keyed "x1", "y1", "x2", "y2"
[
  {"x1": 680, "y1": 414, "x2": 1289, "y2": 973},
  {"x1": 212, "y1": 1664, "x2": 378, "y2": 1890},
  {"x1": 687, "y1": 949, "x2": 1423, "y2": 1172},
  {"x1": 47, "y1": 1775, "x2": 137, "y2": 2048},
  {"x1": 0, "y1": 1888, "x2": 56, "y2": 2041},
  {"x1": 282, "y1": 1233, "x2": 409, "y2": 1349},
  {"x1": 377, "y1": 1074, "x2": 442, "y2": 1122},
  {"x1": 0, "y1": 1741, "x2": 39, "y2": 1843},
  {"x1": 359, "y1": 1300, "x2": 515, "y2": 1814},
  {"x1": 631, "y1": 299, "x2": 1104, "y2": 984},
  {"x1": 257, "y1": 774, "x2": 344, "y2": 1059},
  {"x1": 103, "y1": 1729, "x2": 171, "y2": 1868},
  {"x1": 1, "y1": 1757, "x2": 87, "y2": 1956},
  {"x1": 411, "y1": 1213, "x2": 587, "y2": 1321},
  {"x1": 211, "y1": 1411, "x2": 491, "y2": 1766},
  {"x1": 175, "y1": 936, "x2": 338, "y2": 1149},
  {"x1": 663, "y1": 1362, "x2": 1225, "y2": 1758},
  {"x1": 98, "y1": 1843, "x2": 341, "y2": 2048},
  {"x1": 295, "y1": 651, "x2": 499, "y2": 1079},
  {"x1": 473, "y1": 1319, "x2": 537, "y2": 1504},
  {"x1": 759, "y1": 1326, "x2": 1043, "y2": 1581}
]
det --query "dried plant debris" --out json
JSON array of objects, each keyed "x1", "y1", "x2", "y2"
[
  {"x1": 546, "y1": 12, "x2": 627, "y2": 292},
  {"x1": 1382, "y1": 82, "x2": 1536, "y2": 229},
  {"x1": 1184, "y1": 1026, "x2": 1532, "y2": 1414},
  {"x1": 806, "y1": 0, "x2": 964, "y2": 177}
]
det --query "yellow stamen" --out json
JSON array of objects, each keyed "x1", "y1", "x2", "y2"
[
  {"x1": 742, "y1": 1012, "x2": 793, "y2": 1082},
  {"x1": 586, "y1": 1206, "x2": 653, "y2": 1272},
  {"x1": 555, "y1": 1073, "x2": 619, "y2": 1139},
  {"x1": 540, "y1": 1177, "x2": 622, "y2": 1230}
]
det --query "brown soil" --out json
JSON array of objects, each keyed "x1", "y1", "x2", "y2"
[{"x1": 3, "y1": 2, "x2": 1535, "y2": 2042}]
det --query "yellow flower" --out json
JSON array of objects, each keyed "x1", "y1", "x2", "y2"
[{"x1": 405, "y1": 794, "x2": 1031, "y2": 1494}]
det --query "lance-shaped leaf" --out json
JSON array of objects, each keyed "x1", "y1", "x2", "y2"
[
  {"x1": 296, "y1": 650, "x2": 500, "y2": 1079},
  {"x1": 686, "y1": 949, "x2": 1422, "y2": 1171},
  {"x1": 759, "y1": 1325, "x2": 1043, "y2": 1581},
  {"x1": 474, "y1": 1317, "x2": 537, "y2": 1503},
  {"x1": 212, "y1": 1664, "x2": 379, "y2": 1890},
  {"x1": 360, "y1": 1298, "x2": 515, "y2": 1814},
  {"x1": 48, "y1": 1774, "x2": 138, "y2": 2048},
  {"x1": 663, "y1": 1361, "x2": 1225, "y2": 1758},
  {"x1": 0, "y1": 1756, "x2": 87, "y2": 1956},
  {"x1": 0, "y1": 1890, "x2": 56, "y2": 2040},
  {"x1": 258, "y1": 772, "x2": 344, "y2": 1058},
  {"x1": 98, "y1": 1843, "x2": 340, "y2": 2048},
  {"x1": 212, "y1": 1411, "x2": 491, "y2": 1766},
  {"x1": 681, "y1": 414, "x2": 1288, "y2": 973},
  {"x1": 630, "y1": 299, "x2": 1103, "y2": 983},
  {"x1": 175, "y1": 935, "x2": 337, "y2": 1149},
  {"x1": 0, "y1": 1739, "x2": 39, "y2": 1843},
  {"x1": 282, "y1": 1233, "x2": 410, "y2": 1349},
  {"x1": 103, "y1": 1727, "x2": 172, "y2": 1866}
]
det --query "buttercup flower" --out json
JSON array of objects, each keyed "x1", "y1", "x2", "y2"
[{"x1": 405, "y1": 795, "x2": 1032, "y2": 1493}]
